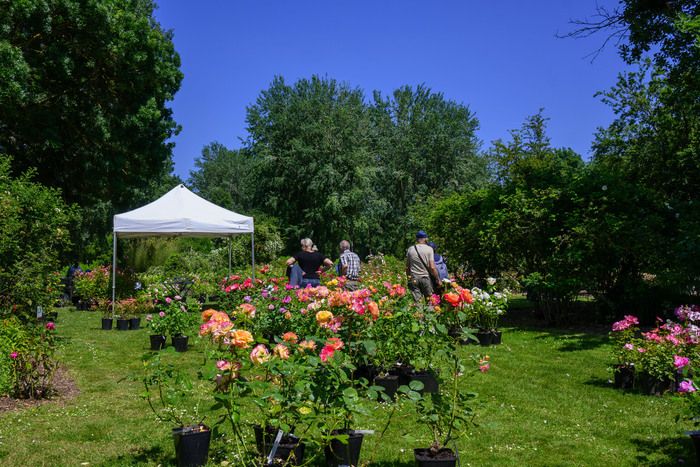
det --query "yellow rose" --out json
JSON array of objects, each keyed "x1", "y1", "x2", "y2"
[{"x1": 316, "y1": 310, "x2": 333, "y2": 324}]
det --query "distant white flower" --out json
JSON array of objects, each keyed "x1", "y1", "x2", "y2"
[
  {"x1": 602, "y1": 185, "x2": 608, "y2": 191},
  {"x1": 486, "y1": 277, "x2": 497, "y2": 286}
]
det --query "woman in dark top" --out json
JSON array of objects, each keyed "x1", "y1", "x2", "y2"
[{"x1": 286, "y1": 238, "x2": 334, "y2": 288}]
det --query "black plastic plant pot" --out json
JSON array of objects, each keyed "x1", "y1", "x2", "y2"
[
  {"x1": 150, "y1": 334, "x2": 166, "y2": 350},
  {"x1": 476, "y1": 331, "x2": 493, "y2": 346},
  {"x1": 116, "y1": 318, "x2": 130, "y2": 331},
  {"x1": 414, "y1": 447, "x2": 457, "y2": 467},
  {"x1": 101, "y1": 318, "x2": 113, "y2": 330},
  {"x1": 253, "y1": 425, "x2": 305, "y2": 465},
  {"x1": 172, "y1": 424, "x2": 210, "y2": 467},
  {"x1": 129, "y1": 317, "x2": 141, "y2": 330},
  {"x1": 410, "y1": 370, "x2": 439, "y2": 394},
  {"x1": 325, "y1": 430, "x2": 363, "y2": 467},
  {"x1": 373, "y1": 374, "x2": 399, "y2": 400},
  {"x1": 613, "y1": 365, "x2": 635, "y2": 390},
  {"x1": 491, "y1": 330, "x2": 502, "y2": 345},
  {"x1": 172, "y1": 335, "x2": 189, "y2": 352}
]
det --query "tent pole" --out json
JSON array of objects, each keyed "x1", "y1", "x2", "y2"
[
  {"x1": 111, "y1": 233, "x2": 117, "y2": 318},
  {"x1": 251, "y1": 232, "x2": 256, "y2": 280},
  {"x1": 228, "y1": 237, "x2": 232, "y2": 275}
]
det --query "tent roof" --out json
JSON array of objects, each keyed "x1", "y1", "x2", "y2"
[{"x1": 113, "y1": 184, "x2": 254, "y2": 238}]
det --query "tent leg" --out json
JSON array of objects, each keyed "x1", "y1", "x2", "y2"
[
  {"x1": 112, "y1": 233, "x2": 117, "y2": 319},
  {"x1": 228, "y1": 237, "x2": 232, "y2": 275},
  {"x1": 251, "y1": 233, "x2": 255, "y2": 280}
]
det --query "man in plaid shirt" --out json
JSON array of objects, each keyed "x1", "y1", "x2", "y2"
[{"x1": 338, "y1": 240, "x2": 361, "y2": 291}]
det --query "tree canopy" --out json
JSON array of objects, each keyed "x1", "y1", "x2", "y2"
[{"x1": 0, "y1": 0, "x2": 182, "y2": 250}]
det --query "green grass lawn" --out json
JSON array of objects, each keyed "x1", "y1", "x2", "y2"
[{"x1": 0, "y1": 308, "x2": 695, "y2": 466}]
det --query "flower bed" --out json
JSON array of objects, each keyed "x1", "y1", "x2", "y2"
[{"x1": 138, "y1": 267, "x2": 508, "y2": 465}]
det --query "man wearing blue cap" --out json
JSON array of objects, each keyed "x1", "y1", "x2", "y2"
[{"x1": 406, "y1": 230, "x2": 441, "y2": 302}]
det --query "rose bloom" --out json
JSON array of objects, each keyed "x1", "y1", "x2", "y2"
[
  {"x1": 216, "y1": 360, "x2": 233, "y2": 371},
  {"x1": 674, "y1": 355, "x2": 690, "y2": 369},
  {"x1": 10, "y1": 352, "x2": 18, "y2": 360},
  {"x1": 299, "y1": 340, "x2": 317, "y2": 352},
  {"x1": 319, "y1": 345, "x2": 335, "y2": 362},
  {"x1": 459, "y1": 288, "x2": 474, "y2": 304},
  {"x1": 679, "y1": 380, "x2": 697, "y2": 393},
  {"x1": 202, "y1": 309, "x2": 218, "y2": 322},
  {"x1": 229, "y1": 329, "x2": 254, "y2": 349},
  {"x1": 282, "y1": 332, "x2": 298, "y2": 344},
  {"x1": 316, "y1": 310, "x2": 334, "y2": 325},
  {"x1": 237, "y1": 303, "x2": 256, "y2": 318},
  {"x1": 45, "y1": 322, "x2": 55, "y2": 331},
  {"x1": 429, "y1": 294, "x2": 441, "y2": 306},
  {"x1": 250, "y1": 344, "x2": 271, "y2": 364},
  {"x1": 367, "y1": 301, "x2": 380, "y2": 320},
  {"x1": 159, "y1": 311, "x2": 166, "y2": 318},
  {"x1": 274, "y1": 343, "x2": 290, "y2": 360},
  {"x1": 623, "y1": 343, "x2": 635, "y2": 351},
  {"x1": 325, "y1": 337, "x2": 344, "y2": 351},
  {"x1": 443, "y1": 293, "x2": 461, "y2": 307}
]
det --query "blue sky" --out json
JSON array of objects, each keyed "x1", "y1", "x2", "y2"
[{"x1": 153, "y1": 0, "x2": 629, "y2": 180}]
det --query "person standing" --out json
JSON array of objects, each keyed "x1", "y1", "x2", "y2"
[
  {"x1": 406, "y1": 231, "x2": 441, "y2": 302},
  {"x1": 427, "y1": 241, "x2": 449, "y2": 281},
  {"x1": 338, "y1": 240, "x2": 361, "y2": 291},
  {"x1": 286, "y1": 238, "x2": 334, "y2": 288}
]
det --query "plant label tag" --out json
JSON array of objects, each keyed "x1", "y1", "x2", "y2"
[
  {"x1": 266, "y1": 429, "x2": 284, "y2": 463},
  {"x1": 354, "y1": 429, "x2": 375, "y2": 435},
  {"x1": 36, "y1": 306, "x2": 43, "y2": 318}
]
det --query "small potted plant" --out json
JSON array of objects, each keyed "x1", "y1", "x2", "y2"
[
  {"x1": 146, "y1": 310, "x2": 168, "y2": 350},
  {"x1": 609, "y1": 315, "x2": 640, "y2": 389},
  {"x1": 97, "y1": 299, "x2": 113, "y2": 330},
  {"x1": 141, "y1": 351, "x2": 211, "y2": 467},
  {"x1": 470, "y1": 286, "x2": 507, "y2": 346},
  {"x1": 411, "y1": 348, "x2": 482, "y2": 467},
  {"x1": 161, "y1": 296, "x2": 199, "y2": 352}
]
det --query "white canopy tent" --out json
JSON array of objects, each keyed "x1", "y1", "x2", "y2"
[{"x1": 112, "y1": 184, "x2": 255, "y2": 313}]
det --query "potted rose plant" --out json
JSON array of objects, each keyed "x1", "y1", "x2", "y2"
[
  {"x1": 159, "y1": 296, "x2": 199, "y2": 352},
  {"x1": 411, "y1": 345, "x2": 482, "y2": 467},
  {"x1": 141, "y1": 351, "x2": 211, "y2": 467},
  {"x1": 609, "y1": 315, "x2": 640, "y2": 389},
  {"x1": 146, "y1": 310, "x2": 168, "y2": 350}
]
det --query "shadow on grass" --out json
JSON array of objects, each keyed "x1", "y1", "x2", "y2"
[
  {"x1": 583, "y1": 375, "x2": 616, "y2": 390},
  {"x1": 631, "y1": 435, "x2": 695, "y2": 466},
  {"x1": 102, "y1": 445, "x2": 171, "y2": 466}
]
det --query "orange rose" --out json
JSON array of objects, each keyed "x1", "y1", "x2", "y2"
[
  {"x1": 459, "y1": 288, "x2": 474, "y2": 304},
  {"x1": 229, "y1": 329, "x2": 254, "y2": 349},
  {"x1": 282, "y1": 332, "x2": 298, "y2": 344},
  {"x1": 202, "y1": 309, "x2": 217, "y2": 322},
  {"x1": 367, "y1": 301, "x2": 380, "y2": 320},
  {"x1": 443, "y1": 292, "x2": 462, "y2": 307}
]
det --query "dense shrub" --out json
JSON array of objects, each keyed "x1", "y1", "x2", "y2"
[
  {"x1": 0, "y1": 157, "x2": 78, "y2": 316},
  {"x1": 1, "y1": 317, "x2": 59, "y2": 399}
]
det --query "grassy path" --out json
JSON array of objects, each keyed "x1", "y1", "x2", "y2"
[{"x1": 0, "y1": 310, "x2": 694, "y2": 466}]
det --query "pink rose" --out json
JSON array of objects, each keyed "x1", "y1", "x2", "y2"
[
  {"x1": 674, "y1": 355, "x2": 690, "y2": 369},
  {"x1": 623, "y1": 343, "x2": 634, "y2": 351},
  {"x1": 679, "y1": 380, "x2": 697, "y2": 393},
  {"x1": 159, "y1": 311, "x2": 166, "y2": 317},
  {"x1": 165, "y1": 297, "x2": 172, "y2": 304},
  {"x1": 10, "y1": 352, "x2": 18, "y2": 359},
  {"x1": 319, "y1": 345, "x2": 335, "y2": 362},
  {"x1": 45, "y1": 322, "x2": 55, "y2": 331}
]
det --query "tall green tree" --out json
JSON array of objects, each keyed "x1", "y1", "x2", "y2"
[
  {"x1": 370, "y1": 85, "x2": 486, "y2": 253},
  {"x1": 575, "y1": 1, "x2": 700, "y2": 294},
  {"x1": 0, "y1": 0, "x2": 183, "y2": 252},
  {"x1": 244, "y1": 75, "x2": 382, "y2": 255},
  {"x1": 188, "y1": 142, "x2": 253, "y2": 213}
]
